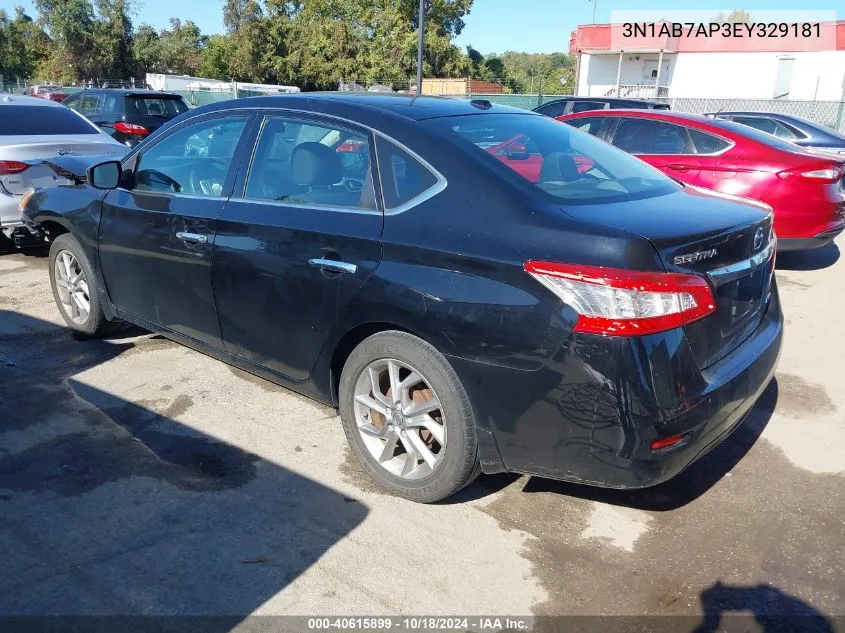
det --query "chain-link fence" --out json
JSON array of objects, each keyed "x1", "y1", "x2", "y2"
[
  {"x1": 661, "y1": 98, "x2": 845, "y2": 134},
  {"x1": 4, "y1": 76, "x2": 845, "y2": 134}
]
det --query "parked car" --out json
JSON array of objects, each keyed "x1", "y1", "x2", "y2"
[
  {"x1": 62, "y1": 89, "x2": 190, "y2": 147},
  {"x1": 0, "y1": 95, "x2": 127, "y2": 251},
  {"x1": 27, "y1": 84, "x2": 69, "y2": 102},
  {"x1": 558, "y1": 109, "x2": 845, "y2": 251},
  {"x1": 534, "y1": 96, "x2": 670, "y2": 118},
  {"x1": 23, "y1": 94, "x2": 781, "y2": 502},
  {"x1": 706, "y1": 111, "x2": 845, "y2": 155}
]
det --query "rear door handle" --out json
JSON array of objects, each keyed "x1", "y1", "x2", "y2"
[
  {"x1": 309, "y1": 258, "x2": 357, "y2": 274},
  {"x1": 665, "y1": 163, "x2": 691, "y2": 172},
  {"x1": 176, "y1": 231, "x2": 208, "y2": 244}
]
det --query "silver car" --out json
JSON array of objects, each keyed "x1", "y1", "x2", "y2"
[{"x1": 1, "y1": 94, "x2": 128, "y2": 250}]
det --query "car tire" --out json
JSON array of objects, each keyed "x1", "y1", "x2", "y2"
[
  {"x1": 0, "y1": 231, "x2": 13, "y2": 253},
  {"x1": 339, "y1": 330, "x2": 479, "y2": 503},
  {"x1": 48, "y1": 234, "x2": 119, "y2": 337}
]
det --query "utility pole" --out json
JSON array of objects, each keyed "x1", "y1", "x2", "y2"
[
  {"x1": 589, "y1": 0, "x2": 597, "y2": 24},
  {"x1": 416, "y1": 0, "x2": 426, "y2": 95}
]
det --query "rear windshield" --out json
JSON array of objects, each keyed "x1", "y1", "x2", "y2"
[
  {"x1": 707, "y1": 118, "x2": 805, "y2": 152},
  {"x1": 425, "y1": 113, "x2": 678, "y2": 204},
  {"x1": 36, "y1": 86, "x2": 62, "y2": 94},
  {"x1": 126, "y1": 96, "x2": 189, "y2": 117},
  {"x1": 0, "y1": 105, "x2": 98, "y2": 135}
]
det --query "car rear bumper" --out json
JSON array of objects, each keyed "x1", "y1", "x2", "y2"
[
  {"x1": 449, "y1": 287, "x2": 783, "y2": 489},
  {"x1": 0, "y1": 192, "x2": 24, "y2": 228},
  {"x1": 778, "y1": 225, "x2": 844, "y2": 251}
]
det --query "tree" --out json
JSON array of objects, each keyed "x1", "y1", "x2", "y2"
[
  {"x1": 91, "y1": 0, "x2": 135, "y2": 80},
  {"x1": 0, "y1": 7, "x2": 51, "y2": 80},
  {"x1": 34, "y1": 0, "x2": 97, "y2": 80},
  {"x1": 712, "y1": 10, "x2": 753, "y2": 24},
  {"x1": 156, "y1": 18, "x2": 206, "y2": 75}
]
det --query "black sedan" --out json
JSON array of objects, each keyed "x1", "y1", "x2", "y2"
[
  {"x1": 23, "y1": 94, "x2": 782, "y2": 502},
  {"x1": 707, "y1": 111, "x2": 845, "y2": 155}
]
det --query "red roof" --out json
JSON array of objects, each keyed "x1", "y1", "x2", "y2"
[{"x1": 569, "y1": 21, "x2": 845, "y2": 54}]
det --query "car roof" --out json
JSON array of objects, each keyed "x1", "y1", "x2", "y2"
[
  {"x1": 73, "y1": 88, "x2": 184, "y2": 98},
  {"x1": 541, "y1": 96, "x2": 665, "y2": 106},
  {"x1": 562, "y1": 108, "x2": 710, "y2": 123},
  {"x1": 0, "y1": 94, "x2": 65, "y2": 108},
  {"x1": 193, "y1": 92, "x2": 534, "y2": 121}
]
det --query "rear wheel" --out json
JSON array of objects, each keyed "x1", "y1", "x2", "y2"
[
  {"x1": 338, "y1": 331, "x2": 479, "y2": 503},
  {"x1": 48, "y1": 234, "x2": 119, "y2": 337},
  {"x1": 0, "y1": 231, "x2": 13, "y2": 253}
]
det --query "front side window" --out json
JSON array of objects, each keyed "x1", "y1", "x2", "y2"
[
  {"x1": 612, "y1": 118, "x2": 688, "y2": 155},
  {"x1": 425, "y1": 113, "x2": 677, "y2": 204},
  {"x1": 134, "y1": 116, "x2": 248, "y2": 196},
  {"x1": 244, "y1": 116, "x2": 376, "y2": 210}
]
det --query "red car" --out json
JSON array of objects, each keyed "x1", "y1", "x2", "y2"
[
  {"x1": 558, "y1": 109, "x2": 845, "y2": 251},
  {"x1": 27, "y1": 84, "x2": 69, "y2": 102}
]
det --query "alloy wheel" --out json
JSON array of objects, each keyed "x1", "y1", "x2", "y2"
[
  {"x1": 54, "y1": 250, "x2": 90, "y2": 325},
  {"x1": 353, "y1": 358, "x2": 446, "y2": 480}
]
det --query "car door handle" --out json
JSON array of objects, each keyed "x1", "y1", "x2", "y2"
[
  {"x1": 308, "y1": 258, "x2": 357, "y2": 274},
  {"x1": 176, "y1": 231, "x2": 208, "y2": 245},
  {"x1": 665, "y1": 163, "x2": 692, "y2": 172}
]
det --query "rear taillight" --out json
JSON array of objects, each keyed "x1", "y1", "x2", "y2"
[
  {"x1": 777, "y1": 165, "x2": 843, "y2": 184},
  {"x1": 524, "y1": 261, "x2": 716, "y2": 337},
  {"x1": 113, "y1": 122, "x2": 150, "y2": 135},
  {"x1": 0, "y1": 160, "x2": 30, "y2": 175}
]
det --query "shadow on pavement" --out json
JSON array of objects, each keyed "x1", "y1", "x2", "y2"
[
  {"x1": 0, "y1": 310, "x2": 368, "y2": 619},
  {"x1": 693, "y1": 582, "x2": 835, "y2": 633},
  {"x1": 776, "y1": 242, "x2": 839, "y2": 271},
  {"x1": 520, "y1": 379, "x2": 778, "y2": 511}
]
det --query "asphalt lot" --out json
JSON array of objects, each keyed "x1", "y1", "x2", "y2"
[{"x1": 1, "y1": 240, "x2": 843, "y2": 629}]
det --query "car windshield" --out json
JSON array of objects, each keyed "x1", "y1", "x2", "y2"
[
  {"x1": 425, "y1": 113, "x2": 678, "y2": 204},
  {"x1": 0, "y1": 105, "x2": 98, "y2": 135},
  {"x1": 707, "y1": 118, "x2": 806, "y2": 152},
  {"x1": 126, "y1": 96, "x2": 189, "y2": 117},
  {"x1": 36, "y1": 86, "x2": 61, "y2": 94}
]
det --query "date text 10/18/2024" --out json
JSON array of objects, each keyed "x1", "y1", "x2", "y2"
[{"x1": 307, "y1": 617, "x2": 529, "y2": 631}]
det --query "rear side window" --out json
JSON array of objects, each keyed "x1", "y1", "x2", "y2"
[
  {"x1": 0, "y1": 106, "x2": 98, "y2": 135},
  {"x1": 375, "y1": 138, "x2": 439, "y2": 210},
  {"x1": 126, "y1": 96, "x2": 189, "y2": 117},
  {"x1": 425, "y1": 113, "x2": 677, "y2": 204},
  {"x1": 79, "y1": 93, "x2": 105, "y2": 116},
  {"x1": 571, "y1": 101, "x2": 606, "y2": 114},
  {"x1": 565, "y1": 117, "x2": 605, "y2": 137},
  {"x1": 612, "y1": 118, "x2": 688, "y2": 154},
  {"x1": 688, "y1": 129, "x2": 732, "y2": 154},
  {"x1": 733, "y1": 116, "x2": 777, "y2": 135},
  {"x1": 243, "y1": 116, "x2": 377, "y2": 210},
  {"x1": 535, "y1": 101, "x2": 569, "y2": 118}
]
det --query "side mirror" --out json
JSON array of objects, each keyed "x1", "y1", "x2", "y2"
[{"x1": 86, "y1": 161, "x2": 122, "y2": 190}]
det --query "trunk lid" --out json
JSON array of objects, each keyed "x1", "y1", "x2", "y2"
[
  {"x1": 560, "y1": 185, "x2": 776, "y2": 368},
  {"x1": 0, "y1": 138, "x2": 125, "y2": 195}
]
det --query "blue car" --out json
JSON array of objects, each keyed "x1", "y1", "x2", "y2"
[
  {"x1": 23, "y1": 94, "x2": 781, "y2": 502},
  {"x1": 708, "y1": 111, "x2": 845, "y2": 155}
]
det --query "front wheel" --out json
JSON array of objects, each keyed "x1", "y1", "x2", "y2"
[
  {"x1": 48, "y1": 234, "x2": 119, "y2": 337},
  {"x1": 338, "y1": 331, "x2": 479, "y2": 503}
]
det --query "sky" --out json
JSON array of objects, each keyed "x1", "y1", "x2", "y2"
[{"x1": 1, "y1": 0, "x2": 841, "y2": 55}]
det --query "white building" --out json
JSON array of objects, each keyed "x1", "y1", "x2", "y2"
[
  {"x1": 569, "y1": 21, "x2": 845, "y2": 102},
  {"x1": 146, "y1": 73, "x2": 299, "y2": 94}
]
